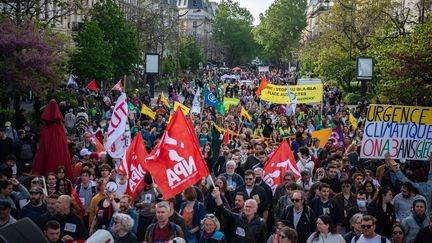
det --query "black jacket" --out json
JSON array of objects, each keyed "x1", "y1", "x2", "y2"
[
  {"x1": 235, "y1": 185, "x2": 268, "y2": 217},
  {"x1": 218, "y1": 205, "x2": 267, "y2": 243},
  {"x1": 54, "y1": 211, "x2": 88, "y2": 240},
  {"x1": 280, "y1": 205, "x2": 316, "y2": 243}
]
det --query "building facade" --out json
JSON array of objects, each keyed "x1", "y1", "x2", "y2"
[{"x1": 177, "y1": 0, "x2": 217, "y2": 59}]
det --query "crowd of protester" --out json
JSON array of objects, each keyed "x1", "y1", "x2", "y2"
[{"x1": 0, "y1": 68, "x2": 432, "y2": 243}]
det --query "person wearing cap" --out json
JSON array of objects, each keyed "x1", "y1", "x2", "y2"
[
  {"x1": 19, "y1": 186, "x2": 47, "y2": 223},
  {"x1": 0, "y1": 200, "x2": 16, "y2": 228},
  {"x1": 4, "y1": 121, "x2": 18, "y2": 141},
  {"x1": 198, "y1": 214, "x2": 226, "y2": 243},
  {"x1": 79, "y1": 148, "x2": 92, "y2": 162}
]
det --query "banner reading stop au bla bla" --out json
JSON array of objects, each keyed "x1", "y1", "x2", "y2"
[
  {"x1": 260, "y1": 84, "x2": 323, "y2": 104},
  {"x1": 360, "y1": 104, "x2": 432, "y2": 160}
]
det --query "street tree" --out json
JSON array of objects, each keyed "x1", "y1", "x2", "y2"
[
  {"x1": 0, "y1": 0, "x2": 82, "y2": 26},
  {"x1": 212, "y1": 0, "x2": 256, "y2": 67},
  {"x1": 178, "y1": 36, "x2": 204, "y2": 71},
  {"x1": 91, "y1": 0, "x2": 139, "y2": 78},
  {"x1": 253, "y1": 0, "x2": 307, "y2": 66},
  {"x1": 374, "y1": 18, "x2": 432, "y2": 106},
  {"x1": 0, "y1": 15, "x2": 67, "y2": 117},
  {"x1": 70, "y1": 19, "x2": 114, "y2": 83}
]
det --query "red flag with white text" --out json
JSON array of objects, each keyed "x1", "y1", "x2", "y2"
[
  {"x1": 263, "y1": 140, "x2": 300, "y2": 192},
  {"x1": 146, "y1": 109, "x2": 209, "y2": 199},
  {"x1": 118, "y1": 134, "x2": 149, "y2": 200}
]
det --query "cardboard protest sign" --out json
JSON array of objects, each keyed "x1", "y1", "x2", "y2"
[
  {"x1": 260, "y1": 84, "x2": 323, "y2": 104},
  {"x1": 360, "y1": 104, "x2": 432, "y2": 160}
]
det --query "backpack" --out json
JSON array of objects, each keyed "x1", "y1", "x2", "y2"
[
  {"x1": 76, "y1": 184, "x2": 96, "y2": 197},
  {"x1": 20, "y1": 143, "x2": 33, "y2": 160},
  {"x1": 354, "y1": 235, "x2": 387, "y2": 243}
]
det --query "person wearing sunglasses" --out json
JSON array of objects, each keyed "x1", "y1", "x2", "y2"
[
  {"x1": 274, "y1": 226, "x2": 297, "y2": 243},
  {"x1": 334, "y1": 178, "x2": 356, "y2": 231},
  {"x1": 390, "y1": 223, "x2": 406, "y2": 243},
  {"x1": 112, "y1": 213, "x2": 138, "y2": 243},
  {"x1": 350, "y1": 215, "x2": 390, "y2": 243},
  {"x1": 279, "y1": 190, "x2": 316, "y2": 243}
]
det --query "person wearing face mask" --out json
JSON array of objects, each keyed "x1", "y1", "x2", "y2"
[
  {"x1": 393, "y1": 182, "x2": 427, "y2": 222},
  {"x1": 346, "y1": 190, "x2": 377, "y2": 229},
  {"x1": 402, "y1": 199, "x2": 429, "y2": 243}
]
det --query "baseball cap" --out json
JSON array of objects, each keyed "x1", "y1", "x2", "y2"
[
  {"x1": 0, "y1": 200, "x2": 11, "y2": 209},
  {"x1": 29, "y1": 187, "x2": 43, "y2": 194},
  {"x1": 4, "y1": 121, "x2": 11, "y2": 127},
  {"x1": 80, "y1": 148, "x2": 91, "y2": 157}
]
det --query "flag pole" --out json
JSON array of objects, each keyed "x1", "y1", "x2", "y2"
[
  {"x1": 123, "y1": 75, "x2": 127, "y2": 93},
  {"x1": 237, "y1": 94, "x2": 256, "y2": 134}
]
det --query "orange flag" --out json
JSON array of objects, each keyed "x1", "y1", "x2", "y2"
[{"x1": 256, "y1": 77, "x2": 269, "y2": 96}]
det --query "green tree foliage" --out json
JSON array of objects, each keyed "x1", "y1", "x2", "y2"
[
  {"x1": 91, "y1": 0, "x2": 138, "y2": 78},
  {"x1": 299, "y1": 0, "x2": 396, "y2": 90},
  {"x1": 0, "y1": 0, "x2": 82, "y2": 26},
  {"x1": 374, "y1": 19, "x2": 432, "y2": 106},
  {"x1": 213, "y1": 0, "x2": 256, "y2": 67},
  {"x1": 70, "y1": 19, "x2": 113, "y2": 82},
  {"x1": 253, "y1": 0, "x2": 307, "y2": 66},
  {"x1": 0, "y1": 15, "x2": 67, "y2": 98},
  {"x1": 163, "y1": 55, "x2": 177, "y2": 74},
  {"x1": 178, "y1": 36, "x2": 204, "y2": 71}
]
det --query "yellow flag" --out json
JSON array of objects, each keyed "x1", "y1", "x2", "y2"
[
  {"x1": 349, "y1": 113, "x2": 358, "y2": 129},
  {"x1": 160, "y1": 92, "x2": 169, "y2": 108},
  {"x1": 174, "y1": 101, "x2": 190, "y2": 115},
  {"x1": 141, "y1": 104, "x2": 156, "y2": 120},
  {"x1": 241, "y1": 107, "x2": 252, "y2": 122}
]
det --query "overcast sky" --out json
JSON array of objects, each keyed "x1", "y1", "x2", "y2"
[{"x1": 213, "y1": 0, "x2": 275, "y2": 25}]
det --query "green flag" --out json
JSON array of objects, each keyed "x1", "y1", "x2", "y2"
[{"x1": 128, "y1": 101, "x2": 140, "y2": 114}]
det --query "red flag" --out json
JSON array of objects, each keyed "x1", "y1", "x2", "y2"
[
  {"x1": 86, "y1": 79, "x2": 98, "y2": 91},
  {"x1": 85, "y1": 128, "x2": 105, "y2": 152},
  {"x1": 263, "y1": 140, "x2": 300, "y2": 192},
  {"x1": 70, "y1": 185, "x2": 85, "y2": 217},
  {"x1": 329, "y1": 123, "x2": 344, "y2": 147},
  {"x1": 118, "y1": 134, "x2": 149, "y2": 201},
  {"x1": 111, "y1": 80, "x2": 123, "y2": 92},
  {"x1": 255, "y1": 76, "x2": 269, "y2": 96},
  {"x1": 146, "y1": 109, "x2": 210, "y2": 199},
  {"x1": 222, "y1": 131, "x2": 229, "y2": 144}
]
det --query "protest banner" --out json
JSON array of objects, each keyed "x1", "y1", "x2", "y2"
[
  {"x1": 213, "y1": 123, "x2": 332, "y2": 148},
  {"x1": 105, "y1": 93, "x2": 130, "y2": 158},
  {"x1": 260, "y1": 84, "x2": 323, "y2": 104},
  {"x1": 223, "y1": 97, "x2": 239, "y2": 111},
  {"x1": 360, "y1": 104, "x2": 432, "y2": 160}
]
